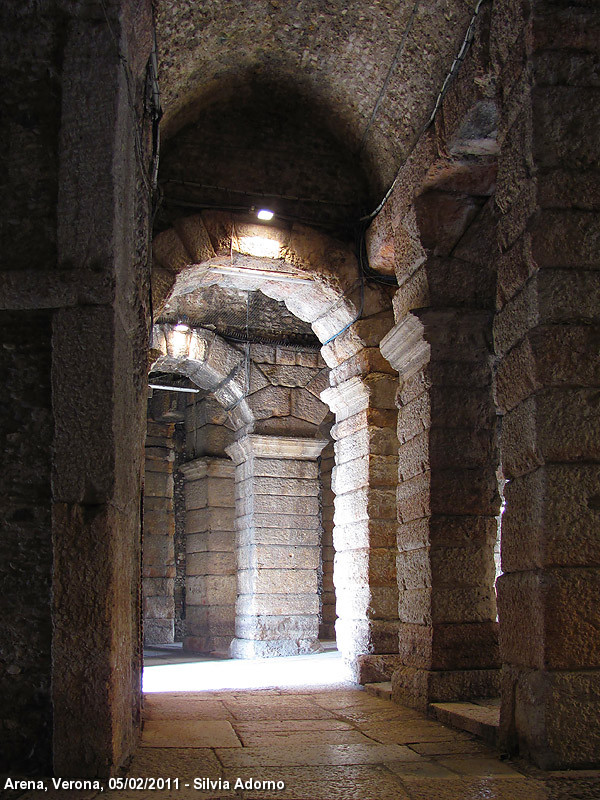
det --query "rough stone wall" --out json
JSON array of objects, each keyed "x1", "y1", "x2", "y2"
[
  {"x1": 143, "y1": 421, "x2": 176, "y2": 645},
  {"x1": 181, "y1": 341, "x2": 331, "y2": 448},
  {"x1": 372, "y1": 1, "x2": 502, "y2": 706},
  {"x1": 0, "y1": 0, "x2": 153, "y2": 776},
  {"x1": 49, "y1": 0, "x2": 154, "y2": 776},
  {"x1": 158, "y1": 88, "x2": 370, "y2": 231},
  {"x1": 155, "y1": 0, "x2": 483, "y2": 198},
  {"x1": 185, "y1": 395, "x2": 236, "y2": 459},
  {"x1": 0, "y1": 2, "x2": 64, "y2": 774},
  {"x1": 319, "y1": 441, "x2": 336, "y2": 641},
  {"x1": 0, "y1": 312, "x2": 53, "y2": 774},
  {"x1": 492, "y1": 0, "x2": 600, "y2": 769},
  {"x1": 173, "y1": 465, "x2": 187, "y2": 642},
  {"x1": 182, "y1": 458, "x2": 236, "y2": 656},
  {"x1": 227, "y1": 435, "x2": 327, "y2": 658}
]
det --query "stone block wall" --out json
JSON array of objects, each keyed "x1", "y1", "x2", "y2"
[
  {"x1": 143, "y1": 421, "x2": 176, "y2": 645},
  {"x1": 182, "y1": 458, "x2": 236, "y2": 656},
  {"x1": 227, "y1": 435, "x2": 327, "y2": 658},
  {"x1": 491, "y1": 0, "x2": 600, "y2": 769},
  {"x1": 323, "y1": 365, "x2": 401, "y2": 681},
  {"x1": 0, "y1": 312, "x2": 53, "y2": 774},
  {"x1": 319, "y1": 441, "x2": 336, "y2": 640}
]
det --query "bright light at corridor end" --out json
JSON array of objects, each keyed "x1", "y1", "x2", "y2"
[
  {"x1": 257, "y1": 208, "x2": 274, "y2": 221},
  {"x1": 143, "y1": 650, "x2": 352, "y2": 693}
]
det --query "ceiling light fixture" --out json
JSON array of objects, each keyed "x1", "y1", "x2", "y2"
[{"x1": 257, "y1": 209, "x2": 274, "y2": 221}]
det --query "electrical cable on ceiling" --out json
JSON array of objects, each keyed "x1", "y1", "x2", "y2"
[
  {"x1": 161, "y1": 180, "x2": 358, "y2": 208},
  {"x1": 360, "y1": 0, "x2": 486, "y2": 224},
  {"x1": 357, "y1": 0, "x2": 422, "y2": 155}
]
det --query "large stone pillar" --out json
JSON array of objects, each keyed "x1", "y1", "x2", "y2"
[
  {"x1": 382, "y1": 309, "x2": 500, "y2": 710},
  {"x1": 180, "y1": 457, "x2": 236, "y2": 657},
  {"x1": 319, "y1": 441, "x2": 336, "y2": 640},
  {"x1": 492, "y1": 0, "x2": 600, "y2": 768},
  {"x1": 143, "y1": 421, "x2": 175, "y2": 645},
  {"x1": 322, "y1": 370, "x2": 400, "y2": 681},
  {"x1": 226, "y1": 434, "x2": 327, "y2": 658}
]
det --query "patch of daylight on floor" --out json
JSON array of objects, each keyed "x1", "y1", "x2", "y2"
[{"x1": 143, "y1": 648, "x2": 354, "y2": 693}]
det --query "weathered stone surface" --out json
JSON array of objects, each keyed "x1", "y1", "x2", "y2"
[
  {"x1": 501, "y1": 464, "x2": 600, "y2": 571},
  {"x1": 334, "y1": 549, "x2": 397, "y2": 590},
  {"x1": 500, "y1": 666, "x2": 600, "y2": 770},
  {"x1": 497, "y1": 568, "x2": 600, "y2": 670},
  {"x1": 496, "y1": 324, "x2": 600, "y2": 414},
  {"x1": 186, "y1": 530, "x2": 235, "y2": 553},
  {"x1": 332, "y1": 455, "x2": 398, "y2": 493},
  {"x1": 333, "y1": 519, "x2": 398, "y2": 551},
  {"x1": 336, "y1": 618, "x2": 400, "y2": 656},
  {"x1": 238, "y1": 568, "x2": 318, "y2": 595},
  {"x1": 236, "y1": 593, "x2": 320, "y2": 616},
  {"x1": 334, "y1": 487, "x2": 397, "y2": 524},
  {"x1": 238, "y1": 544, "x2": 319, "y2": 571},
  {"x1": 185, "y1": 506, "x2": 235, "y2": 534},
  {"x1": 502, "y1": 389, "x2": 600, "y2": 478},
  {"x1": 392, "y1": 666, "x2": 500, "y2": 710},
  {"x1": 187, "y1": 574, "x2": 237, "y2": 606},
  {"x1": 236, "y1": 614, "x2": 319, "y2": 641}
]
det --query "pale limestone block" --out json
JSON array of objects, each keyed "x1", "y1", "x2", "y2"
[
  {"x1": 332, "y1": 454, "x2": 398, "y2": 493},
  {"x1": 235, "y1": 614, "x2": 319, "y2": 641},
  {"x1": 238, "y1": 568, "x2": 318, "y2": 594},
  {"x1": 187, "y1": 574, "x2": 237, "y2": 606},
  {"x1": 185, "y1": 506, "x2": 235, "y2": 534},
  {"x1": 236, "y1": 526, "x2": 320, "y2": 547},
  {"x1": 333, "y1": 486, "x2": 397, "y2": 524},
  {"x1": 235, "y1": 475, "x2": 319, "y2": 499},
  {"x1": 291, "y1": 387, "x2": 330, "y2": 424},
  {"x1": 186, "y1": 530, "x2": 235, "y2": 554},
  {"x1": 235, "y1": 512, "x2": 321, "y2": 533},
  {"x1": 237, "y1": 593, "x2": 320, "y2": 616},
  {"x1": 238, "y1": 544, "x2": 319, "y2": 570}
]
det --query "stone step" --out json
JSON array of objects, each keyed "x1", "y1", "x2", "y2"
[
  {"x1": 363, "y1": 681, "x2": 392, "y2": 701},
  {"x1": 429, "y1": 699, "x2": 500, "y2": 746}
]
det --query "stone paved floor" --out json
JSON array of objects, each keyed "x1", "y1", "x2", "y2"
[
  {"x1": 13, "y1": 684, "x2": 600, "y2": 800},
  {"x1": 120, "y1": 687, "x2": 599, "y2": 800}
]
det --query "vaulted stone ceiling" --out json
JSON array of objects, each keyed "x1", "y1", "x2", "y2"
[
  {"x1": 155, "y1": 0, "x2": 481, "y2": 231},
  {"x1": 158, "y1": 285, "x2": 319, "y2": 346}
]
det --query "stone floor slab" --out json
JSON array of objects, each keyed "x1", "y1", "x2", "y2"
[
  {"x1": 236, "y1": 765, "x2": 411, "y2": 799},
  {"x1": 385, "y1": 759, "x2": 457, "y2": 778},
  {"x1": 399, "y1": 776, "x2": 549, "y2": 800},
  {"x1": 223, "y1": 702, "x2": 335, "y2": 721},
  {"x1": 360, "y1": 720, "x2": 473, "y2": 745},
  {"x1": 144, "y1": 697, "x2": 234, "y2": 720},
  {"x1": 409, "y1": 739, "x2": 491, "y2": 756},
  {"x1": 236, "y1": 729, "x2": 376, "y2": 747},
  {"x1": 438, "y1": 756, "x2": 523, "y2": 776},
  {"x1": 232, "y1": 718, "x2": 354, "y2": 733},
  {"x1": 141, "y1": 720, "x2": 242, "y2": 748},
  {"x1": 126, "y1": 746, "x2": 223, "y2": 778},
  {"x1": 217, "y1": 742, "x2": 422, "y2": 769}
]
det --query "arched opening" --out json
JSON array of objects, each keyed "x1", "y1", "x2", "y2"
[{"x1": 142, "y1": 212, "x2": 399, "y2": 684}]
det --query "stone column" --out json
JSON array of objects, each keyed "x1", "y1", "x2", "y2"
[
  {"x1": 319, "y1": 441, "x2": 336, "y2": 640},
  {"x1": 226, "y1": 434, "x2": 327, "y2": 658},
  {"x1": 143, "y1": 421, "x2": 176, "y2": 644},
  {"x1": 322, "y1": 371, "x2": 401, "y2": 682},
  {"x1": 180, "y1": 457, "x2": 236, "y2": 657},
  {"x1": 492, "y1": 0, "x2": 600, "y2": 768},
  {"x1": 381, "y1": 310, "x2": 500, "y2": 710}
]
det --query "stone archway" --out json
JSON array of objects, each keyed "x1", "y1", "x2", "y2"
[
  {"x1": 149, "y1": 323, "x2": 333, "y2": 658},
  {"x1": 150, "y1": 214, "x2": 400, "y2": 678}
]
